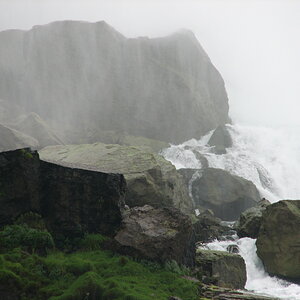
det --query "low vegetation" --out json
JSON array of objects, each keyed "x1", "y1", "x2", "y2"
[{"x1": 0, "y1": 216, "x2": 199, "y2": 300}]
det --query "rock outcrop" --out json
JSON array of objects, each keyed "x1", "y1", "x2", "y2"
[
  {"x1": 0, "y1": 21, "x2": 230, "y2": 144},
  {"x1": 208, "y1": 125, "x2": 232, "y2": 154},
  {"x1": 256, "y1": 200, "x2": 300, "y2": 282},
  {"x1": 114, "y1": 205, "x2": 195, "y2": 267},
  {"x1": 196, "y1": 249, "x2": 246, "y2": 289},
  {"x1": 12, "y1": 112, "x2": 64, "y2": 148},
  {"x1": 39, "y1": 143, "x2": 193, "y2": 214},
  {"x1": 0, "y1": 124, "x2": 39, "y2": 151},
  {"x1": 235, "y1": 198, "x2": 270, "y2": 238},
  {"x1": 0, "y1": 148, "x2": 126, "y2": 244},
  {"x1": 193, "y1": 212, "x2": 232, "y2": 243},
  {"x1": 179, "y1": 168, "x2": 261, "y2": 220}
]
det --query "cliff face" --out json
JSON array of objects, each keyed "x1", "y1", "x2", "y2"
[{"x1": 0, "y1": 21, "x2": 230, "y2": 144}]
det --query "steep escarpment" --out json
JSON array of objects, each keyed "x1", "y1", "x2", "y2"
[{"x1": 0, "y1": 20, "x2": 230, "y2": 144}]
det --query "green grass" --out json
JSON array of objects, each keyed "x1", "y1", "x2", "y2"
[{"x1": 0, "y1": 246, "x2": 198, "y2": 300}]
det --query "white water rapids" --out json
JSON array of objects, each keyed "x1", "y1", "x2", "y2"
[{"x1": 162, "y1": 124, "x2": 300, "y2": 299}]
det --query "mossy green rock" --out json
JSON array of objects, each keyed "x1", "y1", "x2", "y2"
[
  {"x1": 196, "y1": 249, "x2": 246, "y2": 289},
  {"x1": 256, "y1": 200, "x2": 300, "y2": 281},
  {"x1": 39, "y1": 143, "x2": 193, "y2": 214}
]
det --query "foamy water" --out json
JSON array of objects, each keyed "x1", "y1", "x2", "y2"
[{"x1": 162, "y1": 124, "x2": 300, "y2": 202}]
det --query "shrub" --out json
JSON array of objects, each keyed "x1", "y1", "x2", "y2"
[
  {"x1": 79, "y1": 234, "x2": 107, "y2": 251},
  {"x1": 15, "y1": 212, "x2": 47, "y2": 231},
  {"x1": 0, "y1": 224, "x2": 54, "y2": 254}
]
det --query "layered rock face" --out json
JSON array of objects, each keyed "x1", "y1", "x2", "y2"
[
  {"x1": 39, "y1": 143, "x2": 193, "y2": 214},
  {"x1": 256, "y1": 200, "x2": 300, "y2": 282},
  {"x1": 114, "y1": 205, "x2": 195, "y2": 267},
  {"x1": 0, "y1": 148, "x2": 126, "y2": 243},
  {"x1": 0, "y1": 21, "x2": 230, "y2": 144},
  {"x1": 179, "y1": 168, "x2": 261, "y2": 220}
]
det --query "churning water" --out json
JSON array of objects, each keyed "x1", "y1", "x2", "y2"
[
  {"x1": 162, "y1": 124, "x2": 300, "y2": 299},
  {"x1": 203, "y1": 237, "x2": 300, "y2": 300},
  {"x1": 162, "y1": 124, "x2": 300, "y2": 202}
]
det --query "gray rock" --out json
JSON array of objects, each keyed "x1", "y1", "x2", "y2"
[
  {"x1": 114, "y1": 205, "x2": 195, "y2": 267},
  {"x1": 12, "y1": 112, "x2": 64, "y2": 148},
  {"x1": 0, "y1": 124, "x2": 39, "y2": 151},
  {"x1": 0, "y1": 21, "x2": 230, "y2": 144},
  {"x1": 193, "y1": 213, "x2": 232, "y2": 243},
  {"x1": 180, "y1": 168, "x2": 261, "y2": 220},
  {"x1": 208, "y1": 125, "x2": 232, "y2": 154},
  {"x1": 235, "y1": 198, "x2": 271, "y2": 238},
  {"x1": 196, "y1": 249, "x2": 246, "y2": 289},
  {"x1": 39, "y1": 143, "x2": 193, "y2": 215},
  {"x1": 256, "y1": 200, "x2": 300, "y2": 282}
]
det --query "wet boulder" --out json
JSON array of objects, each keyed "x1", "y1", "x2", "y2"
[
  {"x1": 181, "y1": 168, "x2": 261, "y2": 220},
  {"x1": 256, "y1": 200, "x2": 300, "y2": 282},
  {"x1": 196, "y1": 249, "x2": 246, "y2": 289},
  {"x1": 235, "y1": 198, "x2": 271, "y2": 238},
  {"x1": 114, "y1": 205, "x2": 195, "y2": 267},
  {"x1": 39, "y1": 143, "x2": 193, "y2": 215},
  {"x1": 208, "y1": 125, "x2": 232, "y2": 154}
]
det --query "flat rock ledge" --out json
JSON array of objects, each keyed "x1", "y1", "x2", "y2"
[{"x1": 199, "y1": 284, "x2": 279, "y2": 300}]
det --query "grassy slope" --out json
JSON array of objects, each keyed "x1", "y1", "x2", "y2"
[{"x1": 0, "y1": 247, "x2": 198, "y2": 300}]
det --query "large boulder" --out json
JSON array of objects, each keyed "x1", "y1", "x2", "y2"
[
  {"x1": 12, "y1": 112, "x2": 64, "y2": 148},
  {"x1": 235, "y1": 198, "x2": 271, "y2": 238},
  {"x1": 114, "y1": 205, "x2": 195, "y2": 267},
  {"x1": 0, "y1": 21, "x2": 230, "y2": 144},
  {"x1": 208, "y1": 125, "x2": 232, "y2": 154},
  {"x1": 0, "y1": 124, "x2": 39, "y2": 151},
  {"x1": 179, "y1": 168, "x2": 261, "y2": 220},
  {"x1": 0, "y1": 148, "x2": 126, "y2": 245},
  {"x1": 256, "y1": 200, "x2": 300, "y2": 282},
  {"x1": 196, "y1": 249, "x2": 246, "y2": 289},
  {"x1": 39, "y1": 143, "x2": 193, "y2": 214}
]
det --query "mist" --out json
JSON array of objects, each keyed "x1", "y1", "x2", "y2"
[{"x1": 0, "y1": 0, "x2": 300, "y2": 128}]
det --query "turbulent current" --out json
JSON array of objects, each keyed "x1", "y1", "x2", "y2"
[{"x1": 162, "y1": 124, "x2": 300, "y2": 299}]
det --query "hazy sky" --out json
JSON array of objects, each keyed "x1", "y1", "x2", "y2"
[{"x1": 1, "y1": 0, "x2": 300, "y2": 128}]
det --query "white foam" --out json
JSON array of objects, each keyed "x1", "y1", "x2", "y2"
[{"x1": 204, "y1": 238, "x2": 300, "y2": 300}]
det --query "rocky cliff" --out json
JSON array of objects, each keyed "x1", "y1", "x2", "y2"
[{"x1": 0, "y1": 20, "x2": 230, "y2": 144}]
